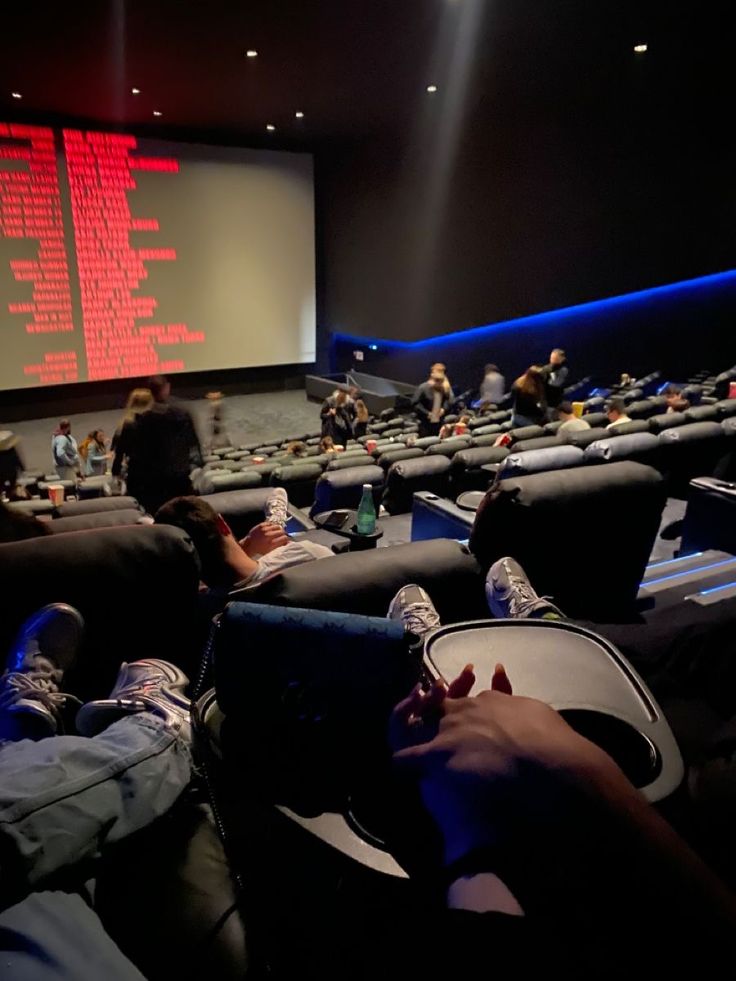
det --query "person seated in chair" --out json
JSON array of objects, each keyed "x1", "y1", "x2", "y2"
[
  {"x1": 155, "y1": 489, "x2": 334, "y2": 589},
  {"x1": 605, "y1": 398, "x2": 632, "y2": 429},
  {"x1": 557, "y1": 401, "x2": 590, "y2": 434},
  {"x1": 664, "y1": 384, "x2": 690, "y2": 414}
]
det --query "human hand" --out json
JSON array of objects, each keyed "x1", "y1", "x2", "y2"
[
  {"x1": 393, "y1": 671, "x2": 627, "y2": 864},
  {"x1": 329, "y1": 407, "x2": 337, "y2": 416},
  {"x1": 240, "y1": 521, "x2": 289, "y2": 557}
]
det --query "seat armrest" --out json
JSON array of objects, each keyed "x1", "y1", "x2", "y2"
[{"x1": 411, "y1": 491, "x2": 475, "y2": 542}]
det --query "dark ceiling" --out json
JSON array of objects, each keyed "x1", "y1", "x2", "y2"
[{"x1": 0, "y1": 0, "x2": 730, "y2": 150}]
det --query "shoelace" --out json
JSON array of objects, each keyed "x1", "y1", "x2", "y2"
[
  {"x1": 506, "y1": 574, "x2": 544, "y2": 616},
  {"x1": 266, "y1": 500, "x2": 289, "y2": 527},
  {"x1": 402, "y1": 602, "x2": 441, "y2": 637},
  {"x1": 0, "y1": 671, "x2": 81, "y2": 718}
]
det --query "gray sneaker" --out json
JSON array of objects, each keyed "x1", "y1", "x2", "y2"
[
  {"x1": 264, "y1": 487, "x2": 289, "y2": 528},
  {"x1": 387, "y1": 584, "x2": 441, "y2": 640},
  {"x1": 76, "y1": 659, "x2": 191, "y2": 739},
  {"x1": 0, "y1": 603, "x2": 84, "y2": 739},
  {"x1": 486, "y1": 557, "x2": 564, "y2": 620}
]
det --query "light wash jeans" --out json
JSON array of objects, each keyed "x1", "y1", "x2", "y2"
[{"x1": 0, "y1": 714, "x2": 192, "y2": 980}]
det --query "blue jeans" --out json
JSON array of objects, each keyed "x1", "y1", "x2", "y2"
[{"x1": 0, "y1": 715, "x2": 192, "y2": 980}]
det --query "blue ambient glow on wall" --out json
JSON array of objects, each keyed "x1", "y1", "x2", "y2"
[{"x1": 333, "y1": 268, "x2": 736, "y2": 352}]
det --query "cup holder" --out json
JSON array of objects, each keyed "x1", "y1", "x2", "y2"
[{"x1": 559, "y1": 709, "x2": 661, "y2": 789}]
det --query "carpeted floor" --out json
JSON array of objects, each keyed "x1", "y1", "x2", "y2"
[{"x1": 2, "y1": 389, "x2": 320, "y2": 473}]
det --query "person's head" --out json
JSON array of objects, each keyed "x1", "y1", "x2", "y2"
[
  {"x1": 58, "y1": 419, "x2": 71, "y2": 435},
  {"x1": 148, "y1": 375, "x2": 171, "y2": 402},
  {"x1": 123, "y1": 388, "x2": 154, "y2": 424},
  {"x1": 334, "y1": 389, "x2": 349, "y2": 407},
  {"x1": 429, "y1": 370, "x2": 446, "y2": 391},
  {"x1": 155, "y1": 496, "x2": 247, "y2": 587},
  {"x1": 485, "y1": 364, "x2": 500, "y2": 376},
  {"x1": 286, "y1": 440, "x2": 308, "y2": 458},
  {"x1": 93, "y1": 429, "x2": 105, "y2": 445},
  {"x1": 606, "y1": 398, "x2": 627, "y2": 422},
  {"x1": 431, "y1": 363, "x2": 447, "y2": 376},
  {"x1": 515, "y1": 367, "x2": 544, "y2": 400},
  {"x1": 206, "y1": 391, "x2": 223, "y2": 403},
  {"x1": 664, "y1": 384, "x2": 682, "y2": 405},
  {"x1": 355, "y1": 398, "x2": 369, "y2": 422},
  {"x1": 320, "y1": 435, "x2": 335, "y2": 453},
  {"x1": 558, "y1": 401, "x2": 575, "y2": 421},
  {"x1": 550, "y1": 348, "x2": 566, "y2": 367},
  {"x1": 348, "y1": 386, "x2": 360, "y2": 401}
]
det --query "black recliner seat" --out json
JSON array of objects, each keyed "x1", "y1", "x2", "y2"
[
  {"x1": 230, "y1": 538, "x2": 488, "y2": 622},
  {"x1": 506, "y1": 424, "x2": 546, "y2": 442},
  {"x1": 376, "y1": 447, "x2": 425, "y2": 471},
  {"x1": 270, "y1": 463, "x2": 324, "y2": 509},
  {"x1": 201, "y1": 470, "x2": 264, "y2": 494},
  {"x1": 510, "y1": 435, "x2": 564, "y2": 453},
  {"x1": 55, "y1": 496, "x2": 142, "y2": 517},
  {"x1": 658, "y1": 421, "x2": 734, "y2": 495},
  {"x1": 425, "y1": 436, "x2": 472, "y2": 458},
  {"x1": 471, "y1": 433, "x2": 505, "y2": 446},
  {"x1": 382, "y1": 455, "x2": 451, "y2": 514},
  {"x1": 560, "y1": 427, "x2": 611, "y2": 448},
  {"x1": 0, "y1": 525, "x2": 202, "y2": 700},
  {"x1": 311, "y1": 465, "x2": 384, "y2": 518},
  {"x1": 450, "y1": 446, "x2": 509, "y2": 494},
  {"x1": 648, "y1": 412, "x2": 687, "y2": 433},
  {"x1": 715, "y1": 399, "x2": 736, "y2": 419},
  {"x1": 684, "y1": 405, "x2": 720, "y2": 424},
  {"x1": 468, "y1": 461, "x2": 667, "y2": 620},
  {"x1": 580, "y1": 412, "x2": 609, "y2": 428},
  {"x1": 583, "y1": 432, "x2": 662, "y2": 469},
  {"x1": 327, "y1": 454, "x2": 372, "y2": 471},
  {"x1": 47, "y1": 510, "x2": 147, "y2": 534},
  {"x1": 606, "y1": 419, "x2": 651, "y2": 436},
  {"x1": 497, "y1": 445, "x2": 584, "y2": 478},
  {"x1": 626, "y1": 399, "x2": 663, "y2": 420}
]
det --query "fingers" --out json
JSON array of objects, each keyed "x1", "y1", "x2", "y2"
[
  {"x1": 491, "y1": 663, "x2": 513, "y2": 696},
  {"x1": 447, "y1": 664, "x2": 475, "y2": 699}
]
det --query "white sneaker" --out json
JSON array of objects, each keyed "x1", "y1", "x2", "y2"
[
  {"x1": 264, "y1": 487, "x2": 289, "y2": 528},
  {"x1": 387, "y1": 584, "x2": 441, "y2": 640}
]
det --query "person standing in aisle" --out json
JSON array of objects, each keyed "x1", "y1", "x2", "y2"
[
  {"x1": 51, "y1": 420, "x2": 80, "y2": 482},
  {"x1": 115, "y1": 375, "x2": 202, "y2": 515}
]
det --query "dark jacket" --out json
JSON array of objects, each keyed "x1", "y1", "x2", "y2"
[
  {"x1": 511, "y1": 384, "x2": 545, "y2": 425},
  {"x1": 320, "y1": 395, "x2": 355, "y2": 446},
  {"x1": 113, "y1": 402, "x2": 202, "y2": 485},
  {"x1": 540, "y1": 362, "x2": 569, "y2": 408},
  {"x1": 412, "y1": 382, "x2": 451, "y2": 423}
]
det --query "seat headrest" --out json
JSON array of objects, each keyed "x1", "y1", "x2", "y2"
[
  {"x1": 580, "y1": 412, "x2": 608, "y2": 428},
  {"x1": 55, "y1": 496, "x2": 141, "y2": 518},
  {"x1": 471, "y1": 433, "x2": 506, "y2": 447},
  {"x1": 499, "y1": 445, "x2": 583, "y2": 477},
  {"x1": 507, "y1": 425, "x2": 546, "y2": 442},
  {"x1": 326, "y1": 454, "x2": 371, "y2": 471},
  {"x1": 377, "y1": 447, "x2": 425, "y2": 470},
  {"x1": 658, "y1": 421, "x2": 725, "y2": 443},
  {"x1": 425, "y1": 437, "x2": 472, "y2": 457},
  {"x1": 560, "y1": 427, "x2": 611, "y2": 448},
  {"x1": 452, "y1": 446, "x2": 510, "y2": 469},
  {"x1": 510, "y1": 435, "x2": 564, "y2": 453},
  {"x1": 584, "y1": 432, "x2": 659, "y2": 462},
  {"x1": 715, "y1": 399, "x2": 736, "y2": 418},
  {"x1": 208, "y1": 471, "x2": 264, "y2": 492},
  {"x1": 648, "y1": 412, "x2": 687, "y2": 432},
  {"x1": 604, "y1": 419, "x2": 650, "y2": 436},
  {"x1": 271, "y1": 463, "x2": 323, "y2": 482},
  {"x1": 684, "y1": 405, "x2": 720, "y2": 423},
  {"x1": 389, "y1": 455, "x2": 451, "y2": 479}
]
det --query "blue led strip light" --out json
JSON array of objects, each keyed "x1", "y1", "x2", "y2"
[
  {"x1": 645, "y1": 552, "x2": 704, "y2": 572},
  {"x1": 333, "y1": 269, "x2": 736, "y2": 351},
  {"x1": 698, "y1": 580, "x2": 736, "y2": 597},
  {"x1": 643, "y1": 557, "x2": 736, "y2": 588}
]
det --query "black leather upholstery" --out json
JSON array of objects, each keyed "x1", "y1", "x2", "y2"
[
  {"x1": 561, "y1": 427, "x2": 611, "y2": 448},
  {"x1": 648, "y1": 412, "x2": 687, "y2": 433},
  {"x1": 499, "y1": 445, "x2": 584, "y2": 477},
  {"x1": 471, "y1": 433, "x2": 505, "y2": 446},
  {"x1": 425, "y1": 437, "x2": 472, "y2": 458},
  {"x1": 270, "y1": 463, "x2": 324, "y2": 508},
  {"x1": 582, "y1": 412, "x2": 609, "y2": 428},
  {"x1": 230, "y1": 538, "x2": 488, "y2": 622},
  {"x1": 48, "y1": 510, "x2": 146, "y2": 534},
  {"x1": 506, "y1": 425, "x2": 546, "y2": 442},
  {"x1": 658, "y1": 421, "x2": 733, "y2": 493},
  {"x1": 627, "y1": 400, "x2": 662, "y2": 420},
  {"x1": 510, "y1": 435, "x2": 564, "y2": 453},
  {"x1": 450, "y1": 446, "x2": 509, "y2": 494},
  {"x1": 607, "y1": 420, "x2": 651, "y2": 436},
  {"x1": 206, "y1": 470, "x2": 265, "y2": 493},
  {"x1": 685, "y1": 405, "x2": 720, "y2": 423},
  {"x1": 200, "y1": 487, "x2": 301, "y2": 539},
  {"x1": 583, "y1": 432, "x2": 661, "y2": 467},
  {"x1": 311, "y1": 465, "x2": 384, "y2": 517},
  {"x1": 55, "y1": 496, "x2": 142, "y2": 517},
  {"x1": 327, "y1": 454, "x2": 372, "y2": 470},
  {"x1": 376, "y1": 447, "x2": 425, "y2": 470},
  {"x1": 382, "y1": 455, "x2": 451, "y2": 514},
  {"x1": 0, "y1": 525, "x2": 201, "y2": 700},
  {"x1": 469, "y1": 462, "x2": 667, "y2": 619},
  {"x1": 715, "y1": 399, "x2": 736, "y2": 419}
]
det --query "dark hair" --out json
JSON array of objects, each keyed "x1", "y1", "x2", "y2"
[
  {"x1": 608, "y1": 398, "x2": 626, "y2": 415},
  {"x1": 0, "y1": 501, "x2": 51, "y2": 544},
  {"x1": 155, "y1": 496, "x2": 230, "y2": 586},
  {"x1": 147, "y1": 375, "x2": 169, "y2": 400},
  {"x1": 286, "y1": 440, "x2": 308, "y2": 458},
  {"x1": 485, "y1": 364, "x2": 499, "y2": 374},
  {"x1": 552, "y1": 348, "x2": 566, "y2": 358},
  {"x1": 664, "y1": 384, "x2": 682, "y2": 396},
  {"x1": 513, "y1": 367, "x2": 545, "y2": 402},
  {"x1": 558, "y1": 401, "x2": 574, "y2": 416}
]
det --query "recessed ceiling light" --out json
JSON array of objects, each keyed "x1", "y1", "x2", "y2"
[
  {"x1": 11, "y1": 92, "x2": 22, "y2": 99},
  {"x1": 266, "y1": 124, "x2": 276, "y2": 131},
  {"x1": 131, "y1": 87, "x2": 141, "y2": 95},
  {"x1": 295, "y1": 111, "x2": 304, "y2": 119},
  {"x1": 153, "y1": 110, "x2": 162, "y2": 117},
  {"x1": 634, "y1": 43, "x2": 648, "y2": 53},
  {"x1": 246, "y1": 50, "x2": 258, "y2": 58},
  {"x1": 426, "y1": 84, "x2": 438, "y2": 93}
]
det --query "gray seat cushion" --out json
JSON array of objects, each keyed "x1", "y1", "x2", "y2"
[{"x1": 498, "y1": 445, "x2": 584, "y2": 477}]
